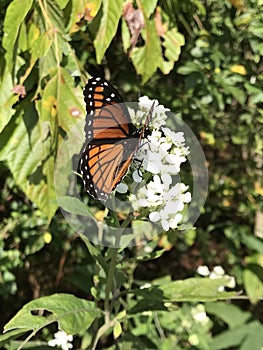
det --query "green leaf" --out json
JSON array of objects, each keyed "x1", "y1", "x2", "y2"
[
  {"x1": 57, "y1": 196, "x2": 93, "y2": 216},
  {"x1": 210, "y1": 321, "x2": 263, "y2": 350},
  {"x1": 130, "y1": 278, "x2": 236, "y2": 313},
  {"x1": 56, "y1": 0, "x2": 70, "y2": 9},
  {"x1": 44, "y1": 0, "x2": 66, "y2": 34},
  {"x1": 40, "y1": 68, "x2": 84, "y2": 135},
  {"x1": 205, "y1": 302, "x2": 251, "y2": 328},
  {"x1": 1, "y1": 293, "x2": 101, "y2": 343},
  {"x1": 243, "y1": 267, "x2": 263, "y2": 303},
  {"x1": 140, "y1": 0, "x2": 158, "y2": 18},
  {"x1": 3, "y1": 0, "x2": 34, "y2": 73},
  {"x1": 192, "y1": 0, "x2": 206, "y2": 15},
  {"x1": 78, "y1": 233, "x2": 109, "y2": 274},
  {"x1": 30, "y1": 32, "x2": 53, "y2": 62},
  {"x1": 177, "y1": 62, "x2": 201, "y2": 75},
  {"x1": 0, "y1": 100, "x2": 58, "y2": 220},
  {"x1": 94, "y1": 0, "x2": 124, "y2": 63},
  {"x1": 113, "y1": 321, "x2": 122, "y2": 339},
  {"x1": 0, "y1": 66, "x2": 18, "y2": 133},
  {"x1": 131, "y1": 19, "x2": 161, "y2": 83},
  {"x1": 163, "y1": 28, "x2": 185, "y2": 62},
  {"x1": 222, "y1": 83, "x2": 246, "y2": 105},
  {"x1": 241, "y1": 233, "x2": 263, "y2": 254},
  {"x1": 121, "y1": 18, "x2": 130, "y2": 53}
]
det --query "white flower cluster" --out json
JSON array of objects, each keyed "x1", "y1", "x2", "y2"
[
  {"x1": 127, "y1": 96, "x2": 191, "y2": 231},
  {"x1": 48, "y1": 331, "x2": 73, "y2": 350},
  {"x1": 197, "y1": 265, "x2": 236, "y2": 291}
]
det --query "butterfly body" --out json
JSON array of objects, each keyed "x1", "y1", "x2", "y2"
[{"x1": 79, "y1": 77, "x2": 152, "y2": 201}]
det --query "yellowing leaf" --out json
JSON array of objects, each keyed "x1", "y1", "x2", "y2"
[
  {"x1": 222, "y1": 199, "x2": 231, "y2": 207},
  {"x1": 113, "y1": 321, "x2": 122, "y2": 339},
  {"x1": 228, "y1": 0, "x2": 246, "y2": 10},
  {"x1": 44, "y1": 232, "x2": 52, "y2": 244},
  {"x1": 255, "y1": 182, "x2": 263, "y2": 196},
  {"x1": 94, "y1": 210, "x2": 105, "y2": 222},
  {"x1": 85, "y1": 1, "x2": 101, "y2": 21},
  {"x1": 42, "y1": 96, "x2": 58, "y2": 118},
  {"x1": 230, "y1": 64, "x2": 247, "y2": 75},
  {"x1": 199, "y1": 131, "x2": 215, "y2": 145}
]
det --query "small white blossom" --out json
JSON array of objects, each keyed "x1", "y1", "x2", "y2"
[
  {"x1": 196, "y1": 265, "x2": 210, "y2": 276},
  {"x1": 212, "y1": 266, "x2": 225, "y2": 276},
  {"x1": 191, "y1": 304, "x2": 209, "y2": 325},
  {"x1": 116, "y1": 183, "x2": 128, "y2": 194},
  {"x1": 197, "y1": 265, "x2": 236, "y2": 291},
  {"x1": 140, "y1": 282, "x2": 152, "y2": 289},
  {"x1": 188, "y1": 334, "x2": 199, "y2": 346},
  {"x1": 132, "y1": 170, "x2": 143, "y2": 183},
  {"x1": 127, "y1": 97, "x2": 191, "y2": 230},
  {"x1": 48, "y1": 331, "x2": 73, "y2": 350}
]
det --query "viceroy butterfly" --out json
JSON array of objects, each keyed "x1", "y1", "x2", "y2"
[{"x1": 78, "y1": 76, "x2": 154, "y2": 201}]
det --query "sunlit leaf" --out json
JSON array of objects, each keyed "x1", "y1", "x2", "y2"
[
  {"x1": 131, "y1": 19, "x2": 161, "y2": 83},
  {"x1": 56, "y1": 0, "x2": 70, "y2": 9},
  {"x1": 0, "y1": 67, "x2": 18, "y2": 133},
  {"x1": 94, "y1": 0, "x2": 124, "y2": 63},
  {"x1": 139, "y1": 0, "x2": 158, "y2": 18},
  {"x1": 3, "y1": 0, "x2": 34, "y2": 73},
  {"x1": 0, "y1": 100, "x2": 57, "y2": 220},
  {"x1": 1, "y1": 294, "x2": 101, "y2": 342}
]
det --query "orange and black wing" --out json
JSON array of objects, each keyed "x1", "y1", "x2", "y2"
[{"x1": 79, "y1": 77, "x2": 140, "y2": 200}]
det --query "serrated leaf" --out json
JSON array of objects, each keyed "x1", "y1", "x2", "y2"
[
  {"x1": 0, "y1": 100, "x2": 58, "y2": 220},
  {"x1": 30, "y1": 32, "x2": 53, "y2": 61},
  {"x1": 131, "y1": 19, "x2": 161, "y2": 83},
  {"x1": 94, "y1": 0, "x2": 124, "y2": 63},
  {"x1": 1, "y1": 293, "x2": 101, "y2": 342},
  {"x1": 163, "y1": 28, "x2": 185, "y2": 62},
  {"x1": 45, "y1": 0, "x2": 66, "y2": 34},
  {"x1": 40, "y1": 68, "x2": 84, "y2": 135},
  {"x1": 3, "y1": 0, "x2": 34, "y2": 73}
]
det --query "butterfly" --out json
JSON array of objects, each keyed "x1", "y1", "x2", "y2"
[{"x1": 78, "y1": 76, "x2": 153, "y2": 201}]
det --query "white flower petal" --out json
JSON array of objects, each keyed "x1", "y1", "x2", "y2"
[
  {"x1": 132, "y1": 170, "x2": 143, "y2": 183},
  {"x1": 149, "y1": 211, "x2": 161, "y2": 222},
  {"x1": 116, "y1": 183, "x2": 128, "y2": 193},
  {"x1": 161, "y1": 219, "x2": 170, "y2": 231},
  {"x1": 197, "y1": 265, "x2": 210, "y2": 276}
]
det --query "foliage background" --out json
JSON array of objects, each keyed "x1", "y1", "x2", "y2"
[{"x1": 0, "y1": 0, "x2": 263, "y2": 349}]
